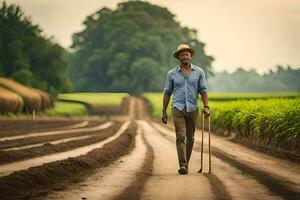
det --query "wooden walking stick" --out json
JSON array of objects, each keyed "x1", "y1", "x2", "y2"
[
  {"x1": 197, "y1": 112, "x2": 211, "y2": 174},
  {"x1": 208, "y1": 113, "x2": 211, "y2": 173}
]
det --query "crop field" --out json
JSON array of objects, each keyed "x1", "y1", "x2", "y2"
[
  {"x1": 209, "y1": 98, "x2": 300, "y2": 150},
  {"x1": 46, "y1": 102, "x2": 88, "y2": 116},
  {"x1": 143, "y1": 92, "x2": 300, "y2": 151}
]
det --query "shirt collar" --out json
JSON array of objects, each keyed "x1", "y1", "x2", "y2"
[{"x1": 176, "y1": 64, "x2": 195, "y2": 72}]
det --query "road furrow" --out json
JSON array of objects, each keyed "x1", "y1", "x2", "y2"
[
  {"x1": 0, "y1": 121, "x2": 112, "y2": 142},
  {"x1": 2, "y1": 134, "x2": 97, "y2": 151},
  {"x1": 59, "y1": 120, "x2": 89, "y2": 129},
  {"x1": 45, "y1": 122, "x2": 147, "y2": 200},
  {"x1": 0, "y1": 121, "x2": 130, "y2": 177}
]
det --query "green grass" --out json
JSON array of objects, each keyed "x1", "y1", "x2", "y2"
[
  {"x1": 47, "y1": 92, "x2": 129, "y2": 116},
  {"x1": 46, "y1": 102, "x2": 88, "y2": 116},
  {"x1": 58, "y1": 92, "x2": 129, "y2": 107}
]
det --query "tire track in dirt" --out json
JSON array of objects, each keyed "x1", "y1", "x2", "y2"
[
  {"x1": 203, "y1": 173, "x2": 232, "y2": 200},
  {"x1": 163, "y1": 121, "x2": 300, "y2": 190},
  {"x1": 152, "y1": 122, "x2": 299, "y2": 200},
  {"x1": 149, "y1": 122, "x2": 233, "y2": 200},
  {"x1": 128, "y1": 96, "x2": 136, "y2": 119},
  {"x1": 0, "y1": 121, "x2": 130, "y2": 177},
  {"x1": 139, "y1": 120, "x2": 215, "y2": 200},
  {"x1": 209, "y1": 148, "x2": 300, "y2": 200},
  {"x1": 195, "y1": 129, "x2": 300, "y2": 187},
  {"x1": 112, "y1": 122, "x2": 154, "y2": 200},
  {"x1": 135, "y1": 97, "x2": 150, "y2": 120}
]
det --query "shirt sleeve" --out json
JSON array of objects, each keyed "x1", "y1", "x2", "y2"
[
  {"x1": 163, "y1": 72, "x2": 173, "y2": 95},
  {"x1": 198, "y1": 69, "x2": 208, "y2": 94}
]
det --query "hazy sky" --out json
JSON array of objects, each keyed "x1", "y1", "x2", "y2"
[{"x1": 4, "y1": 0, "x2": 300, "y2": 74}]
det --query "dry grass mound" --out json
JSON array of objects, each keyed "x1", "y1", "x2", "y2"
[
  {"x1": 0, "y1": 77, "x2": 54, "y2": 113},
  {"x1": 0, "y1": 87, "x2": 23, "y2": 113}
]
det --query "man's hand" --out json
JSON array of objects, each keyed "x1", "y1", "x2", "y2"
[
  {"x1": 161, "y1": 111, "x2": 168, "y2": 124},
  {"x1": 202, "y1": 107, "x2": 210, "y2": 118}
]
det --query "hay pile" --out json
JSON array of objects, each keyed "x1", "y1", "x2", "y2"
[{"x1": 0, "y1": 77, "x2": 54, "y2": 113}]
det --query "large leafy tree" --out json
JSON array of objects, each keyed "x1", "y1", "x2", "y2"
[
  {"x1": 0, "y1": 1, "x2": 72, "y2": 96},
  {"x1": 70, "y1": 1, "x2": 214, "y2": 94}
]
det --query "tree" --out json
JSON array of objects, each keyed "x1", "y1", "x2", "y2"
[{"x1": 70, "y1": 1, "x2": 214, "y2": 94}]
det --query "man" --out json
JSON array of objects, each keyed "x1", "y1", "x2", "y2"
[{"x1": 161, "y1": 44, "x2": 210, "y2": 175}]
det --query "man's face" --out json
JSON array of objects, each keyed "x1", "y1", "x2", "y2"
[{"x1": 178, "y1": 51, "x2": 192, "y2": 65}]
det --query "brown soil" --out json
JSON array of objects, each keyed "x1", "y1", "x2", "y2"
[
  {"x1": 0, "y1": 122, "x2": 122, "y2": 164},
  {"x1": 0, "y1": 121, "x2": 108, "y2": 150},
  {"x1": 203, "y1": 144, "x2": 300, "y2": 200},
  {"x1": 0, "y1": 119, "x2": 85, "y2": 137},
  {"x1": 229, "y1": 136, "x2": 300, "y2": 162},
  {"x1": 0, "y1": 122, "x2": 137, "y2": 200}
]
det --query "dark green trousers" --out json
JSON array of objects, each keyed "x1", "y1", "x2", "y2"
[{"x1": 172, "y1": 107, "x2": 199, "y2": 167}]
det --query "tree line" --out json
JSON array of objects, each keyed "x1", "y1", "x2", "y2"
[{"x1": 208, "y1": 65, "x2": 300, "y2": 92}]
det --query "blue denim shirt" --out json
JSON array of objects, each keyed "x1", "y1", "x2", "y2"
[{"x1": 163, "y1": 64, "x2": 208, "y2": 112}]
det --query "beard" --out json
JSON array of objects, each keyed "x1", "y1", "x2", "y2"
[{"x1": 181, "y1": 59, "x2": 190, "y2": 65}]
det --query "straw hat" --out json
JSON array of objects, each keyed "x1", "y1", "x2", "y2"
[{"x1": 172, "y1": 44, "x2": 196, "y2": 59}]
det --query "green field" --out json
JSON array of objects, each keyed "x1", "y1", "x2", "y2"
[
  {"x1": 58, "y1": 93, "x2": 129, "y2": 107},
  {"x1": 46, "y1": 93, "x2": 128, "y2": 116},
  {"x1": 207, "y1": 92, "x2": 299, "y2": 101},
  {"x1": 46, "y1": 102, "x2": 88, "y2": 116},
  {"x1": 143, "y1": 92, "x2": 300, "y2": 150},
  {"x1": 143, "y1": 92, "x2": 300, "y2": 117},
  {"x1": 210, "y1": 98, "x2": 300, "y2": 149}
]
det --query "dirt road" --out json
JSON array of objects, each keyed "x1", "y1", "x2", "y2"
[{"x1": 0, "y1": 97, "x2": 299, "y2": 199}]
